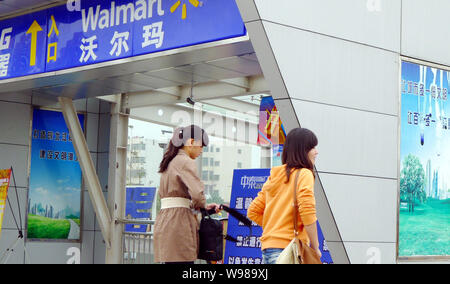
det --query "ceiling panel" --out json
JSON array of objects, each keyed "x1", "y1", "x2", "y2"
[
  {"x1": 175, "y1": 62, "x2": 248, "y2": 81},
  {"x1": 117, "y1": 73, "x2": 184, "y2": 90},
  {"x1": 240, "y1": 53, "x2": 259, "y2": 62},
  {"x1": 206, "y1": 56, "x2": 263, "y2": 76},
  {"x1": 97, "y1": 78, "x2": 153, "y2": 94},
  {"x1": 35, "y1": 80, "x2": 122, "y2": 100},
  {"x1": 0, "y1": 38, "x2": 261, "y2": 102},
  {"x1": 145, "y1": 68, "x2": 213, "y2": 86},
  {"x1": 0, "y1": 0, "x2": 64, "y2": 18}
]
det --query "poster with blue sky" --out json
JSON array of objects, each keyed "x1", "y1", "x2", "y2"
[
  {"x1": 399, "y1": 61, "x2": 450, "y2": 257},
  {"x1": 27, "y1": 109, "x2": 84, "y2": 241}
]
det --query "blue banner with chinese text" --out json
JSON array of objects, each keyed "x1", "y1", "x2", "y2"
[
  {"x1": 224, "y1": 169, "x2": 333, "y2": 264},
  {"x1": 0, "y1": 0, "x2": 246, "y2": 80}
]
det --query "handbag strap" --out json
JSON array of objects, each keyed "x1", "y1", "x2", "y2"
[{"x1": 292, "y1": 169, "x2": 301, "y2": 237}]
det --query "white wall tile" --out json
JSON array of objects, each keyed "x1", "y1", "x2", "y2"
[{"x1": 254, "y1": 0, "x2": 401, "y2": 52}]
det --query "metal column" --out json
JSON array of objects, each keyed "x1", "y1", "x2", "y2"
[
  {"x1": 105, "y1": 94, "x2": 129, "y2": 264},
  {"x1": 58, "y1": 97, "x2": 112, "y2": 253}
]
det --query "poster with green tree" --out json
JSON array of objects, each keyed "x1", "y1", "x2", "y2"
[{"x1": 399, "y1": 61, "x2": 450, "y2": 257}]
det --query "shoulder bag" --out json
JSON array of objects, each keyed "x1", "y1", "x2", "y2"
[
  {"x1": 276, "y1": 170, "x2": 322, "y2": 264},
  {"x1": 198, "y1": 208, "x2": 224, "y2": 261}
]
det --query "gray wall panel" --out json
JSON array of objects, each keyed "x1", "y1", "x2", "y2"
[
  {"x1": 81, "y1": 230, "x2": 95, "y2": 264},
  {"x1": 292, "y1": 99, "x2": 398, "y2": 179},
  {"x1": 0, "y1": 92, "x2": 32, "y2": 104},
  {"x1": 0, "y1": 97, "x2": 110, "y2": 263},
  {"x1": 0, "y1": 102, "x2": 31, "y2": 145},
  {"x1": 402, "y1": 0, "x2": 450, "y2": 66},
  {"x1": 319, "y1": 173, "x2": 398, "y2": 243},
  {"x1": 238, "y1": 0, "x2": 403, "y2": 262},
  {"x1": 0, "y1": 229, "x2": 25, "y2": 264},
  {"x1": 344, "y1": 242, "x2": 396, "y2": 264},
  {"x1": 94, "y1": 231, "x2": 106, "y2": 264},
  {"x1": 254, "y1": 0, "x2": 401, "y2": 52},
  {"x1": 26, "y1": 242, "x2": 81, "y2": 264},
  {"x1": 0, "y1": 144, "x2": 29, "y2": 188},
  {"x1": 264, "y1": 21, "x2": 400, "y2": 116},
  {"x1": 1, "y1": 187, "x2": 27, "y2": 231}
]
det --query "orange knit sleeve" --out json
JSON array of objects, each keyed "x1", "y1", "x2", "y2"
[
  {"x1": 247, "y1": 178, "x2": 268, "y2": 227},
  {"x1": 296, "y1": 169, "x2": 317, "y2": 226}
]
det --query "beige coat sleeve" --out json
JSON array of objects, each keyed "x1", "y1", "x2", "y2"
[{"x1": 179, "y1": 159, "x2": 206, "y2": 209}]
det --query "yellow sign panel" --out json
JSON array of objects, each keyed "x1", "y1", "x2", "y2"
[{"x1": 0, "y1": 169, "x2": 11, "y2": 239}]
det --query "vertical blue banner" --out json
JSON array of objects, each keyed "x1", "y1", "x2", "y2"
[
  {"x1": 224, "y1": 169, "x2": 268, "y2": 264},
  {"x1": 224, "y1": 169, "x2": 333, "y2": 264},
  {"x1": 27, "y1": 109, "x2": 85, "y2": 240}
]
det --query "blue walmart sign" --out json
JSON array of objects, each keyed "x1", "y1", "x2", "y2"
[{"x1": 0, "y1": 0, "x2": 246, "y2": 80}]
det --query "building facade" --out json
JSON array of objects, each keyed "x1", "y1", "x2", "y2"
[{"x1": 0, "y1": 0, "x2": 448, "y2": 264}]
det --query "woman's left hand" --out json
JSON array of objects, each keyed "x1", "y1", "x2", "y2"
[{"x1": 206, "y1": 203, "x2": 221, "y2": 213}]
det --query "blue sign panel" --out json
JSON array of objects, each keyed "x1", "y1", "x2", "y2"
[
  {"x1": 0, "y1": 11, "x2": 47, "y2": 79},
  {"x1": 28, "y1": 109, "x2": 85, "y2": 240},
  {"x1": 224, "y1": 169, "x2": 334, "y2": 264},
  {"x1": 132, "y1": 0, "x2": 246, "y2": 56},
  {"x1": 0, "y1": 0, "x2": 246, "y2": 79},
  {"x1": 125, "y1": 187, "x2": 156, "y2": 233},
  {"x1": 224, "y1": 169, "x2": 269, "y2": 264}
]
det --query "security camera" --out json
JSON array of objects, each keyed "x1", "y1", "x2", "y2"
[{"x1": 186, "y1": 96, "x2": 196, "y2": 106}]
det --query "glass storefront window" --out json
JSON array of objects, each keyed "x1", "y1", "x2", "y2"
[{"x1": 127, "y1": 94, "x2": 273, "y2": 215}]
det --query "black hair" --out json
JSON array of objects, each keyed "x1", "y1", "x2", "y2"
[
  {"x1": 281, "y1": 128, "x2": 318, "y2": 183},
  {"x1": 158, "y1": 125, "x2": 209, "y2": 173}
]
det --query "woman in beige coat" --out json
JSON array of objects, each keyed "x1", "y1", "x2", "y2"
[{"x1": 154, "y1": 125, "x2": 219, "y2": 264}]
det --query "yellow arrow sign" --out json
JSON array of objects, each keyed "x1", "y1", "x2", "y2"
[{"x1": 26, "y1": 20, "x2": 43, "y2": 67}]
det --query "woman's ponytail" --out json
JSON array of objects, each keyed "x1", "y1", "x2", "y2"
[{"x1": 158, "y1": 128, "x2": 184, "y2": 173}]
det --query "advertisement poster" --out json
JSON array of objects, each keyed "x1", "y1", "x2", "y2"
[
  {"x1": 400, "y1": 61, "x2": 450, "y2": 257},
  {"x1": 0, "y1": 169, "x2": 12, "y2": 239},
  {"x1": 224, "y1": 169, "x2": 333, "y2": 264},
  {"x1": 258, "y1": 96, "x2": 286, "y2": 147},
  {"x1": 258, "y1": 96, "x2": 286, "y2": 167},
  {"x1": 27, "y1": 109, "x2": 85, "y2": 241}
]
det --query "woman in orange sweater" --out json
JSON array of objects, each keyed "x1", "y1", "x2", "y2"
[{"x1": 247, "y1": 128, "x2": 321, "y2": 264}]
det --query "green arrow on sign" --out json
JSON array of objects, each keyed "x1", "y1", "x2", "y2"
[{"x1": 26, "y1": 20, "x2": 43, "y2": 67}]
